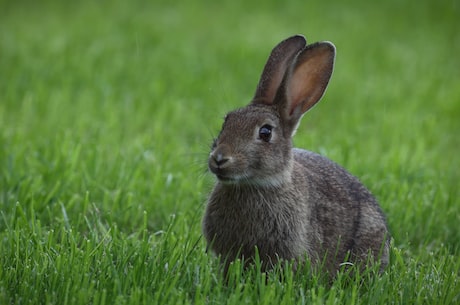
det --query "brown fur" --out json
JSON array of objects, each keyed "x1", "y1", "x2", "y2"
[{"x1": 202, "y1": 35, "x2": 390, "y2": 276}]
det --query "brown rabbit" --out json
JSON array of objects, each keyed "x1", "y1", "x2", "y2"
[{"x1": 202, "y1": 35, "x2": 390, "y2": 276}]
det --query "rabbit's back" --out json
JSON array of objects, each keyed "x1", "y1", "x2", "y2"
[{"x1": 293, "y1": 148, "x2": 390, "y2": 271}]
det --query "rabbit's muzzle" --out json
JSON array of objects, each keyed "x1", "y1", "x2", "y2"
[
  {"x1": 209, "y1": 146, "x2": 230, "y2": 170},
  {"x1": 208, "y1": 145, "x2": 240, "y2": 182}
]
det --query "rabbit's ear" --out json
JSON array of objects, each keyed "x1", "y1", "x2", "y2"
[
  {"x1": 253, "y1": 35, "x2": 307, "y2": 104},
  {"x1": 283, "y1": 42, "x2": 335, "y2": 119}
]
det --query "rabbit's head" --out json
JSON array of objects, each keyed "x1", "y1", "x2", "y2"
[{"x1": 209, "y1": 35, "x2": 335, "y2": 187}]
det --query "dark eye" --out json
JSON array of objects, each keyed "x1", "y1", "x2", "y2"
[{"x1": 259, "y1": 124, "x2": 273, "y2": 142}]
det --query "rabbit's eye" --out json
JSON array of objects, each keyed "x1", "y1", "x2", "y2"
[{"x1": 259, "y1": 125, "x2": 272, "y2": 142}]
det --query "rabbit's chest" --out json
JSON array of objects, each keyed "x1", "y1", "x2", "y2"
[{"x1": 205, "y1": 189, "x2": 307, "y2": 258}]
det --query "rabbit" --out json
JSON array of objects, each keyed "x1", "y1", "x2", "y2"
[{"x1": 202, "y1": 35, "x2": 390, "y2": 276}]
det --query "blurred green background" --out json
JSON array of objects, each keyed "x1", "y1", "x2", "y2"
[{"x1": 0, "y1": 0, "x2": 459, "y2": 303}]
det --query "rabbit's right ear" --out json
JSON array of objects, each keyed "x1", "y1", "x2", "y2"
[
  {"x1": 252, "y1": 35, "x2": 307, "y2": 104},
  {"x1": 284, "y1": 42, "x2": 335, "y2": 117}
]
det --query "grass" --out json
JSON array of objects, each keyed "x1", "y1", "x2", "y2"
[{"x1": 1, "y1": 0, "x2": 459, "y2": 304}]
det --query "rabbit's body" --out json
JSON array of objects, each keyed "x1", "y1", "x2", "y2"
[
  {"x1": 203, "y1": 35, "x2": 389, "y2": 275},
  {"x1": 204, "y1": 145, "x2": 389, "y2": 274}
]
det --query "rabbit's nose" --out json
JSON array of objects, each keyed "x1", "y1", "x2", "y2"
[{"x1": 212, "y1": 152, "x2": 230, "y2": 167}]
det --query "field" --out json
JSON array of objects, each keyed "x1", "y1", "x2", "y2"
[{"x1": 1, "y1": 0, "x2": 459, "y2": 304}]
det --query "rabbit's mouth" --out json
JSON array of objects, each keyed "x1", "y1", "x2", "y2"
[
  {"x1": 215, "y1": 168, "x2": 292, "y2": 187},
  {"x1": 214, "y1": 171, "x2": 247, "y2": 184},
  {"x1": 216, "y1": 175, "x2": 232, "y2": 182},
  {"x1": 216, "y1": 174, "x2": 239, "y2": 184}
]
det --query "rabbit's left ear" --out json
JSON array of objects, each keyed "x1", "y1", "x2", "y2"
[
  {"x1": 253, "y1": 35, "x2": 307, "y2": 105},
  {"x1": 282, "y1": 42, "x2": 335, "y2": 120}
]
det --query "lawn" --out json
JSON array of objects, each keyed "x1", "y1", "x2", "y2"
[{"x1": 1, "y1": 0, "x2": 459, "y2": 304}]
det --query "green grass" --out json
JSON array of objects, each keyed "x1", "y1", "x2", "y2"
[{"x1": 1, "y1": 0, "x2": 459, "y2": 304}]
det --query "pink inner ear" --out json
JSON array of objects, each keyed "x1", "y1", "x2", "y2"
[
  {"x1": 289, "y1": 64, "x2": 318, "y2": 113},
  {"x1": 287, "y1": 45, "x2": 334, "y2": 116}
]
